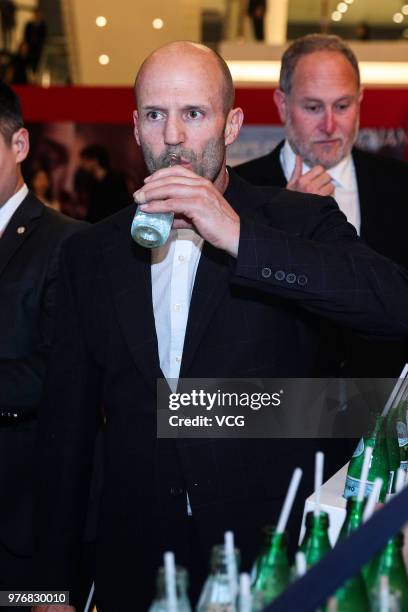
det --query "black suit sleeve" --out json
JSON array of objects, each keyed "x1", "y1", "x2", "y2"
[
  {"x1": 0, "y1": 243, "x2": 61, "y2": 413},
  {"x1": 233, "y1": 197, "x2": 408, "y2": 338},
  {"x1": 35, "y1": 238, "x2": 102, "y2": 604}
]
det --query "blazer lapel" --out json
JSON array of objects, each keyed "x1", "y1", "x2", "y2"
[
  {"x1": 0, "y1": 193, "x2": 43, "y2": 278},
  {"x1": 180, "y1": 170, "x2": 256, "y2": 377},
  {"x1": 352, "y1": 148, "x2": 371, "y2": 241},
  {"x1": 101, "y1": 209, "x2": 163, "y2": 393},
  {"x1": 179, "y1": 241, "x2": 230, "y2": 376}
]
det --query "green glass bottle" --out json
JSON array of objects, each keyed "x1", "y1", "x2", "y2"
[
  {"x1": 197, "y1": 544, "x2": 240, "y2": 612},
  {"x1": 344, "y1": 416, "x2": 389, "y2": 502},
  {"x1": 338, "y1": 497, "x2": 365, "y2": 541},
  {"x1": 252, "y1": 526, "x2": 273, "y2": 587},
  {"x1": 367, "y1": 533, "x2": 408, "y2": 610},
  {"x1": 252, "y1": 529, "x2": 290, "y2": 604},
  {"x1": 332, "y1": 498, "x2": 370, "y2": 611},
  {"x1": 396, "y1": 396, "x2": 408, "y2": 472},
  {"x1": 386, "y1": 408, "x2": 401, "y2": 496},
  {"x1": 299, "y1": 511, "x2": 332, "y2": 568},
  {"x1": 149, "y1": 566, "x2": 192, "y2": 612}
]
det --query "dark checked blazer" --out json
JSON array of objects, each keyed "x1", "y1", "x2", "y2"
[
  {"x1": 235, "y1": 142, "x2": 408, "y2": 377},
  {"x1": 0, "y1": 192, "x2": 83, "y2": 558},
  {"x1": 35, "y1": 170, "x2": 408, "y2": 609}
]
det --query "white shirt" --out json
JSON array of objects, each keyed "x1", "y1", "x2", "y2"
[
  {"x1": 151, "y1": 228, "x2": 204, "y2": 386},
  {"x1": 0, "y1": 184, "x2": 29, "y2": 237},
  {"x1": 151, "y1": 228, "x2": 204, "y2": 516},
  {"x1": 280, "y1": 140, "x2": 361, "y2": 234}
]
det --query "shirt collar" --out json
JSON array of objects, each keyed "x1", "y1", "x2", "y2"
[
  {"x1": 280, "y1": 139, "x2": 354, "y2": 190},
  {"x1": 0, "y1": 183, "x2": 29, "y2": 234}
]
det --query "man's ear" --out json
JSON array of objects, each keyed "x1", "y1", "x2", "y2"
[
  {"x1": 358, "y1": 87, "x2": 364, "y2": 105},
  {"x1": 273, "y1": 89, "x2": 287, "y2": 124},
  {"x1": 12, "y1": 128, "x2": 29, "y2": 163},
  {"x1": 133, "y1": 110, "x2": 141, "y2": 146},
  {"x1": 224, "y1": 107, "x2": 244, "y2": 146}
]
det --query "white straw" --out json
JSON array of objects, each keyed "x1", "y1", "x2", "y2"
[
  {"x1": 363, "y1": 478, "x2": 383, "y2": 522},
  {"x1": 276, "y1": 467, "x2": 303, "y2": 534},
  {"x1": 395, "y1": 468, "x2": 406, "y2": 494},
  {"x1": 238, "y1": 573, "x2": 252, "y2": 612},
  {"x1": 314, "y1": 452, "x2": 324, "y2": 518},
  {"x1": 225, "y1": 531, "x2": 237, "y2": 601},
  {"x1": 164, "y1": 551, "x2": 177, "y2": 612},
  {"x1": 327, "y1": 597, "x2": 338, "y2": 612},
  {"x1": 295, "y1": 551, "x2": 307, "y2": 577},
  {"x1": 381, "y1": 364, "x2": 408, "y2": 417},
  {"x1": 357, "y1": 446, "x2": 373, "y2": 502},
  {"x1": 84, "y1": 582, "x2": 95, "y2": 612},
  {"x1": 379, "y1": 575, "x2": 390, "y2": 611}
]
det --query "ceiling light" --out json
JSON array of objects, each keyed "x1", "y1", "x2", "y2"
[
  {"x1": 98, "y1": 54, "x2": 110, "y2": 65},
  {"x1": 345, "y1": 0, "x2": 354, "y2": 4},
  {"x1": 96, "y1": 16, "x2": 107, "y2": 27},
  {"x1": 152, "y1": 18, "x2": 164, "y2": 29},
  {"x1": 337, "y1": 3, "x2": 348, "y2": 13},
  {"x1": 393, "y1": 12, "x2": 404, "y2": 22},
  {"x1": 332, "y1": 10, "x2": 342, "y2": 20},
  {"x1": 402, "y1": 5, "x2": 408, "y2": 15}
]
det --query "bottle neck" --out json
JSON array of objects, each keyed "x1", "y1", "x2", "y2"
[{"x1": 340, "y1": 497, "x2": 365, "y2": 539}]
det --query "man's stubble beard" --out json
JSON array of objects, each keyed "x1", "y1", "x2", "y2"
[
  {"x1": 286, "y1": 113, "x2": 359, "y2": 170},
  {"x1": 140, "y1": 135, "x2": 226, "y2": 182}
]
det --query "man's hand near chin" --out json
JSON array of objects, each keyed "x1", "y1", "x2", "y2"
[{"x1": 32, "y1": 607, "x2": 75, "y2": 612}]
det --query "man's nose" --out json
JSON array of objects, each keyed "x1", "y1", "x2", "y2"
[
  {"x1": 164, "y1": 116, "x2": 184, "y2": 146},
  {"x1": 321, "y1": 110, "x2": 336, "y2": 136}
]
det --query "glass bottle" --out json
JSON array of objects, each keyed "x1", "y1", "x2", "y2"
[
  {"x1": 299, "y1": 510, "x2": 332, "y2": 568},
  {"x1": 333, "y1": 497, "x2": 370, "y2": 611},
  {"x1": 367, "y1": 533, "x2": 408, "y2": 610},
  {"x1": 131, "y1": 154, "x2": 177, "y2": 248},
  {"x1": 149, "y1": 565, "x2": 192, "y2": 612},
  {"x1": 196, "y1": 544, "x2": 240, "y2": 612},
  {"x1": 252, "y1": 529, "x2": 290, "y2": 604},
  {"x1": 344, "y1": 415, "x2": 389, "y2": 502},
  {"x1": 396, "y1": 393, "x2": 408, "y2": 472}
]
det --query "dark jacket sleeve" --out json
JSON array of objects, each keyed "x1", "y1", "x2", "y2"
[
  {"x1": 0, "y1": 222, "x2": 85, "y2": 415},
  {"x1": 35, "y1": 236, "x2": 102, "y2": 605},
  {"x1": 232, "y1": 194, "x2": 408, "y2": 339}
]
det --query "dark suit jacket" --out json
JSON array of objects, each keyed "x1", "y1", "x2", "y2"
[
  {"x1": 36, "y1": 171, "x2": 408, "y2": 609},
  {"x1": 235, "y1": 142, "x2": 408, "y2": 376},
  {"x1": 0, "y1": 192, "x2": 83, "y2": 558}
]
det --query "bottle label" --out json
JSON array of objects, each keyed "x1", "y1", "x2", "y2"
[
  {"x1": 396, "y1": 421, "x2": 408, "y2": 447},
  {"x1": 343, "y1": 475, "x2": 375, "y2": 499},
  {"x1": 400, "y1": 461, "x2": 408, "y2": 471},
  {"x1": 352, "y1": 438, "x2": 364, "y2": 458}
]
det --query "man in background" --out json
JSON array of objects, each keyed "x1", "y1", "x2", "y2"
[
  {"x1": 0, "y1": 83, "x2": 83, "y2": 610},
  {"x1": 236, "y1": 33, "x2": 408, "y2": 377},
  {"x1": 78, "y1": 144, "x2": 131, "y2": 223}
]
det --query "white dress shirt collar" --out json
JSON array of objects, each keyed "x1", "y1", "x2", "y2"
[
  {"x1": 0, "y1": 183, "x2": 29, "y2": 236},
  {"x1": 280, "y1": 140, "x2": 360, "y2": 233}
]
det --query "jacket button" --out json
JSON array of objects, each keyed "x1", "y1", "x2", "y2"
[
  {"x1": 274, "y1": 270, "x2": 285, "y2": 281},
  {"x1": 286, "y1": 273, "x2": 297, "y2": 284},
  {"x1": 298, "y1": 275, "x2": 308, "y2": 286},
  {"x1": 261, "y1": 267, "x2": 272, "y2": 278}
]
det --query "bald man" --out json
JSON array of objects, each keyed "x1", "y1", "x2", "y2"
[{"x1": 34, "y1": 42, "x2": 408, "y2": 611}]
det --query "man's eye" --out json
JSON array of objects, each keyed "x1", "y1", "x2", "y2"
[
  {"x1": 187, "y1": 110, "x2": 203, "y2": 119},
  {"x1": 336, "y1": 103, "x2": 350, "y2": 111},
  {"x1": 147, "y1": 111, "x2": 162, "y2": 120},
  {"x1": 305, "y1": 105, "x2": 320, "y2": 113}
]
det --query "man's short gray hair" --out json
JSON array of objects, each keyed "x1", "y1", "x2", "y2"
[{"x1": 279, "y1": 34, "x2": 360, "y2": 94}]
